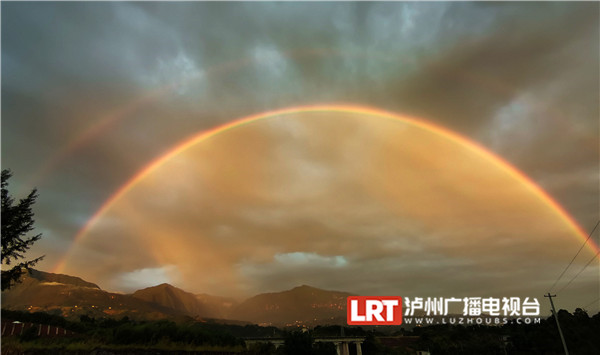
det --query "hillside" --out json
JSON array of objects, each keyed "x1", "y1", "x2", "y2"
[
  {"x1": 27, "y1": 269, "x2": 100, "y2": 289},
  {"x1": 2, "y1": 270, "x2": 353, "y2": 326},
  {"x1": 232, "y1": 285, "x2": 352, "y2": 326},
  {"x1": 195, "y1": 292, "x2": 238, "y2": 319},
  {"x1": 132, "y1": 283, "x2": 210, "y2": 317},
  {"x1": 1, "y1": 270, "x2": 182, "y2": 320}
]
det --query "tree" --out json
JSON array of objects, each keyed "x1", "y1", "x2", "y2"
[
  {"x1": 1, "y1": 169, "x2": 44, "y2": 290},
  {"x1": 282, "y1": 331, "x2": 315, "y2": 355}
]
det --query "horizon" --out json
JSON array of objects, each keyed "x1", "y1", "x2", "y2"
[{"x1": 17, "y1": 267, "x2": 598, "y2": 318}]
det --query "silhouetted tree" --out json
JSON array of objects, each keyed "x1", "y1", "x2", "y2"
[
  {"x1": 1, "y1": 169, "x2": 44, "y2": 290},
  {"x1": 248, "y1": 342, "x2": 277, "y2": 355},
  {"x1": 282, "y1": 330, "x2": 314, "y2": 355}
]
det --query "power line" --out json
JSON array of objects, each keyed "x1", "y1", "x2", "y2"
[
  {"x1": 556, "y1": 250, "x2": 600, "y2": 294},
  {"x1": 582, "y1": 297, "x2": 600, "y2": 311},
  {"x1": 549, "y1": 220, "x2": 600, "y2": 292}
]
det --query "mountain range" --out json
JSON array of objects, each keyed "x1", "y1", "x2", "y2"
[{"x1": 1, "y1": 270, "x2": 352, "y2": 327}]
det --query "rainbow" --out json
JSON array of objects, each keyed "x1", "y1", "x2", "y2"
[
  {"x1": 24, "y1": 47, "x2": 379, "y2": 190},
  {"x1": 52, "y1": 104, "x2": 600, "y2": 273}
]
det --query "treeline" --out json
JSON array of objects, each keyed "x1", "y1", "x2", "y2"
[
  {"x1": 3, "y1": 308, "x2": 599, "y2": 354},
  {"x1": 2, "y1": 309, "x2": 282, "y2": 341},
  {"x1": 2, "y1": 309, "x2": 249, "y2": 352},
  {"x1": 411, "y1": 308, "x2": 600, "y2": 355},
  {"x1": 266, "y1": 310, "x2": 600, "y2": 355},
  {"x1": 246, "y1": 327, "x2": 396, "y2": 355},
  {"x1": 246, "y1": 331, "x2": 337, "y2": 355},
  {"x1": 1, "y1": 310, "x2": 381, "y2": 355}
]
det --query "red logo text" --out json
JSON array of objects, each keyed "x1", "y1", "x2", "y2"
[{"x1": 347, "y1": 296, "x2": 403, "y2": 325}]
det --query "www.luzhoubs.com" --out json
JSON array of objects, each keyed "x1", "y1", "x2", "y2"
[{"x1": 403, "y1": 317, "x2": 541, "y2": 325}]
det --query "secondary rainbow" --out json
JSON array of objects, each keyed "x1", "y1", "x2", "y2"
[{"x1": 52, "y1": 104, "x2": 600, "y2": 273}]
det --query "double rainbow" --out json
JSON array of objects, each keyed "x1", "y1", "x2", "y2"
[{"x1": 53, "y1": 104, "x2": 599, "y2": 273}]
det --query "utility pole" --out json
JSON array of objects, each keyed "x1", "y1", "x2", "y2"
[{"x1": 545, "y1": 293, "x2": 569, "y2": 355}]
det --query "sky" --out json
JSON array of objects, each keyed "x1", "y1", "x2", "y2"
[{"x1": 1, "y1": 2, "x2": 599, "y2": 314}]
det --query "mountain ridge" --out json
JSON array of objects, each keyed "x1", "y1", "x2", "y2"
[
  {"x1": 27, "y1": 269, "x2": 100, "y2": 289},
  {"x1": 132, "y1": 283, "x2": 212, "y2": 318},
  {"x1": 1, "y1": 270, "x2": 184, "y2": 320},
  {"x1": 2, "y1": 270, "x2": 351, "y2": 326}
]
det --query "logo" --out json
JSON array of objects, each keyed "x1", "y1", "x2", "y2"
[
  {"x1": 347, "y1": 296, "x2": 403, "y2": 325},
  {"x1": 347, "y1": 296, "x2": 541, "y2": 326}
]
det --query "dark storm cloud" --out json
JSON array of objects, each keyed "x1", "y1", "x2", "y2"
[
  {"x1": 384, "y1": 7, "x2": 594, "y2": 130},
  {"x1": 2, "y1": 2, "x2": 598, "y2": 310}
]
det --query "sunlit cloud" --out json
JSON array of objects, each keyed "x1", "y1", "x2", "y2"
[
  {"x1": 273, "y1": 252, "x2": 348, "y2": 268},
  {"x1": 62, "y1": 111, "x2": 597, "y2": 302},
  {"x1": 116, "y1": 265, "x2": 181, "y2": 292}
]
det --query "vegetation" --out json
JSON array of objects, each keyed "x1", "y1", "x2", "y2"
[
  {"x1": 2, "y1": 309, "x2": 245, "y2": 353},
  {"x1": 246, "y1": 330, "x2": 337, "y2": 355},
  {"x1": 412, "y1": 308, "x2": 600, "y2": 354},
  {"x1": 2, "y1": 308, "x2": 599, "y2": 354},
  {"x1": 1, "y1": 169, "x2": 44, "y2": 290}
]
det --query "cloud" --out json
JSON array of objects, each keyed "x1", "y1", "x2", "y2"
[
  {"x1": 116, "y1": 265, "x2": 181, "y2": 292},
  {"x1": 61, "y1": 112, "x2": 598, "y2": 307},
  {"x1": 2, "y1": 2, "x2": 597, "y2": 311}
]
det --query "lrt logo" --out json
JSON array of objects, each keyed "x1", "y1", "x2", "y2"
[{"x1": 347, "y1": 296, "x2": 403, "y2": 325}]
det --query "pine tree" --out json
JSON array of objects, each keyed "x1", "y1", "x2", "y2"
[{"x1": 1, "y1": 169, "x2": 44, "y2": 290}]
